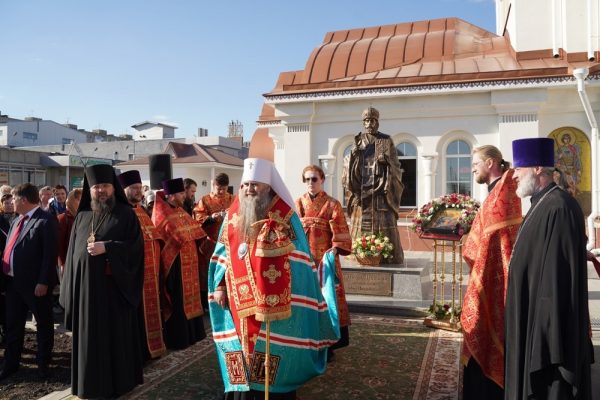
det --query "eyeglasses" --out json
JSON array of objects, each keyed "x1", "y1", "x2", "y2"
[{"x1": 303, "y1": 177, "x2": 319, "y2": 183}]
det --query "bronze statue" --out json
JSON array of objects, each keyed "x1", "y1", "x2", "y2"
[{"x1": 345, "y1": 107, "x2": 404, "y2": 264}]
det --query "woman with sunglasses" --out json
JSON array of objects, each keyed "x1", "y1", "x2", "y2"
[{"x1": 295, "y1": 165, "x2": 352, "y2": 362}]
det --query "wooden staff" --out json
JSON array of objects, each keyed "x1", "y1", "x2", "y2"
[{"x1": 265, "y1": 320, "x2": 271, "y2": 400}]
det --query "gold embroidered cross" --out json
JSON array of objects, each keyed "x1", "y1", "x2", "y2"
[{"x1": 262, "y1": 264, "x2": 281, "y2": 284}]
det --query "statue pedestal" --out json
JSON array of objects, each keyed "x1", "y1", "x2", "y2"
[{"x1": 340, "y1": 257, "x2": 428, "y2": 300}]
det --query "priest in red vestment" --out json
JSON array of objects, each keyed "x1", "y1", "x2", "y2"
[
  {"x1": 461, "y1": 145, "x2": 521, "y2": 399},
  {"x1": 152, "y1": 177, "x2": 207, "y2": 350},
  {"x1": 295, "y1": 164, "x2": 352, "y2": 361},
  {"x1": 193, "y1": 172, "x2": 234, "y2": 310},
  {"x1": 118, "y1": 170, "x2": 166, "y2": 360}
]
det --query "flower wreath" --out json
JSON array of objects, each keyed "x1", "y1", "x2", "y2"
[{"x1": 411, "y1": 193, "x2": 480, "y2": 236}]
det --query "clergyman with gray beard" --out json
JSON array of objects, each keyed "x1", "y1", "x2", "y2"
[
  {"x1": 504, "y1": 138, "x2": 592, "y2": 399},
  {"x1": 209, "y1": 157, "x2": 340, "y2": 399},
  {"x1": 238, "y1": 186, "x2": 273, "y2": 239},
  {"x1": 60, "y1": 164, "x2": 144, "y2": 398}
]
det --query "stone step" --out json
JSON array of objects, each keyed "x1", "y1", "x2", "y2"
[{"x1": 38, "y1": 388, "x2": 71, "y2": 400}]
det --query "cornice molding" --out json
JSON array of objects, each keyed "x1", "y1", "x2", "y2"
[{"x1": 264, "y1": 75, "x2": 600, "y2": 104}]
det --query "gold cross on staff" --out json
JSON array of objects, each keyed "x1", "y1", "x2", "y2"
[{"x1": 262, "y1": 264, "x2": 281, "y2": 284}]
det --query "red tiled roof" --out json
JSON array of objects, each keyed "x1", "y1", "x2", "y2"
[
  {"x1": 117, "y1": 142, "x2": 243, "y2": 167},
  {"x1": 266, "y1": 17, "x2": 600, "y2": 95}
]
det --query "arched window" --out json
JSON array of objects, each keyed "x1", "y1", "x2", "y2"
[
  {"x1": 445, "y1": 140, "x2": 472, "y2": 195},
  {"x1": 396, "y1": 142, "x2": 417, "y2": 207}
]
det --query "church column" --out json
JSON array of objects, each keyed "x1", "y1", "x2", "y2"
[
  {"x1": 268, "y1": 127, "x2": 286, "y2": 176},
  {"x1": 420, "y1": 153, "x2": 438, "y2": 204},
  {"x1": 280, "y1": 123, "x2": 312, "y2": 199},
  {"x1": 318, "y1": 155, "x2": 336, "y2": 194}
]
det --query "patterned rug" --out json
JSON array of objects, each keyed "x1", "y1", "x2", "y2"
[{"x1": 119, "y1": 314, "x2": 463, "y2": 400}]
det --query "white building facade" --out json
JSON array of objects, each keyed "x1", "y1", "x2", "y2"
[
  {"x1": 258, "y1": 0, "x2": 600, "y2": 236},
  {"x1": 0, "y1": 117, "x2": 88, "y2": 147}
]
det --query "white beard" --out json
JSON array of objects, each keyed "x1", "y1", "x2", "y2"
[
  {"x1": 238, "y1": 192, "x2": 272, "y2": 238},
  {"x1": 516, "y1": 169, "x2": 537, "y2": 198}
]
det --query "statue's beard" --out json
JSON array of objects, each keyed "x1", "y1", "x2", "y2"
[
  {"x1": 238, "y1": 191, "x2": 272, "y2": 239},
  {"x1": 364, "y1": 122, "x2": 379, "y2": 135},
  {"x1": 91, "y1": 195, "x2": 116, "y2": 213}
]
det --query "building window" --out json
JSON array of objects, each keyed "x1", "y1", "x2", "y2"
[
  {"x1": 445, "y1": 139, "x2": 472, "y2": 195},
  {"x1": 396, "y1": 142, "x2": 417, "y2": 207},
  {"x1": 128, "y1": 153, "x2": 135, "y2": 161},
  {"x1": 23, "y1": 132, "x2": 38, "y2": 141},
  {"x1": 62, "y1": 138, "x2": 73, "y2": 145}
]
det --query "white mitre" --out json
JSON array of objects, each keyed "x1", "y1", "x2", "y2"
[{"x1": 240, "y1": 158, "x2": 296, "y2": 211}]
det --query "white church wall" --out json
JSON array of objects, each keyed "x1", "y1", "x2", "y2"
[
  {"x1": 283, "y1": 127, "x2": 312, "y2": 201},
  {"x1": 269, "y1": 79, "x2": 600, "y2": 213},
  {"x1": 563, "y1": 0, "x2": 591, "y2": 54},
  {"x1": 497, "y1": 0, "x2": 599, "y2": 55}
]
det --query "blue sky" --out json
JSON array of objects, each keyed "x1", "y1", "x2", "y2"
[{"x1": 0, "y1": 0, "x2": 496, "y2": 140}]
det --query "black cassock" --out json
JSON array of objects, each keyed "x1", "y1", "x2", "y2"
[
  {"x1": 505, "y1": 183, "x2": 593, "y2": 400},
  {"x1": 60, "y1": 202, "x2": 144, "y2": 398},
  {"x1": 163, "y1": 248, "x2": 207, "y2": 350}
]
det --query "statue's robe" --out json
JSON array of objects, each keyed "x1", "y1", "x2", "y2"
[{"x1": 346, "y1": 131, "x2": 404, "y2": 264}]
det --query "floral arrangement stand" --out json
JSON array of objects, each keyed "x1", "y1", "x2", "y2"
[
  {"x1": 411, "y1": 193, "x2": 479, "y2": 332},
  {"x1": 411, "y1": 193, "x2": 479, "y2": 237},
  {"x1": 420, "y1": 233, "x2": 464, "y2": 332}
]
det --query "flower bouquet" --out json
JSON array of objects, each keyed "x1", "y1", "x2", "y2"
[
  {"x1": 428, "y1": 302, "x2": 461, "y2": 320},
  {"x1": 351, "y1": 233, "x2": 394, "y2": 266},
  {"x1": 411, "y1": 193, "x2": 480, "y2": 236}
]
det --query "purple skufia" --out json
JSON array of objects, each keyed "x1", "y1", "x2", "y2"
[
  {"x1": 512, "y1": 138, "x2": 555, "y2": 168},
  {"x1": 161, "y1": 178, "x2": 184, "y2": 195}
]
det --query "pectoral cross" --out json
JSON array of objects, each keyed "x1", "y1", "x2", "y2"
[{"x1": 364, "y1": 161, "x2": 376, "y2": 176}]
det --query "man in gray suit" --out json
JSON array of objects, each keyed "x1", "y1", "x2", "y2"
[{"x1": 0, "y1": 183, "x2": 57, "y2": 380}]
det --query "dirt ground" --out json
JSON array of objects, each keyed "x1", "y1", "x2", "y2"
[{"x1": 0, "y1": 322, "x2": 71, "y2": 400}]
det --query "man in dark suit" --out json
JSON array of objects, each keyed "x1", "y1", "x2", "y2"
[{"x1": 0, "y1": 183, "x2": 57, "y2": 380}]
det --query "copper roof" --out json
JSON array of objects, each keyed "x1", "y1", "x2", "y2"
[
  {"x1": 257, "y1": 104, "x2": 280, "y2": 123},
  {"x1": 117, "y1": 142, "x2": 243, "y2": 167},
  {"x1": 248, "y1": 128, "x2": 275, "y2": 161},
  {"x1": 266, "y1": 17, "x2": 600, "y2": 96}
]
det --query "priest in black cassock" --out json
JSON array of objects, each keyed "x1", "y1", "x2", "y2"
[
  {"x1": 505, "y1": 138, "x2": 593, "y2": 400},
  {"x1": 60, "y1": 164, "x2": 144, "y2": 398}
]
